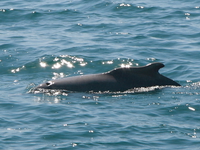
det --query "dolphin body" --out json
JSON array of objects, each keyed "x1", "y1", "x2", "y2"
[{"x1": 35, "y1": 62, "x2": 180, "y2": 92}]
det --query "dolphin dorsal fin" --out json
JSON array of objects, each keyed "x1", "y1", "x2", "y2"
[
  {"x1": 143, "y1": 62, "x2": 164, "y2": 73},
  {"x1": 130, "y1": 62, "x2": 164, "y2": 76},
  {"x1": 107, "y1": 62, "x2": 165, "y2": 77}
]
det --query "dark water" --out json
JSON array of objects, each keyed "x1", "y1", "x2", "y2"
[{"x1": 1, "y1": 0, "x2": 200, "y2": 149}]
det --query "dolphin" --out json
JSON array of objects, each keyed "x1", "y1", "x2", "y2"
[{"x1": 35, "y1": 62, "x2": 180, "y2": 92}]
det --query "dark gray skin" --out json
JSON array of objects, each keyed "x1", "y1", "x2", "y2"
[{"x1": 35, "y1": 62, "x2": 180, "y2": 92}]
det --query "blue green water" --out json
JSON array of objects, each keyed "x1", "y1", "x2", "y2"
[{"x1": 1, "y1": 0, "x2": 200, "y2": 149}]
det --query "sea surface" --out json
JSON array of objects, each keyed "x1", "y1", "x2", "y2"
[{"x1": 0, "y1": 0, "x2": 200, "y2": 149}]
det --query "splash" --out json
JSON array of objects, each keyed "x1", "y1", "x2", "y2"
[{"x1": 30, "y1": 85, "x2": 177, "y2": 96}]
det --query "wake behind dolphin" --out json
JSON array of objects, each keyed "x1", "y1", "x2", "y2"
[{"x1": 35, "y1": 62, "x2": 180, "y2": 92}]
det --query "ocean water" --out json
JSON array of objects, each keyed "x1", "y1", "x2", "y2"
[{"x1": 0, "y1": 0, "x2": 200, "y2": 149}]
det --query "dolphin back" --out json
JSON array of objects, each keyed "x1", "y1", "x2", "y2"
[{"x1": 35, "y1": 62, "x2": 180, "y2": 92}]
